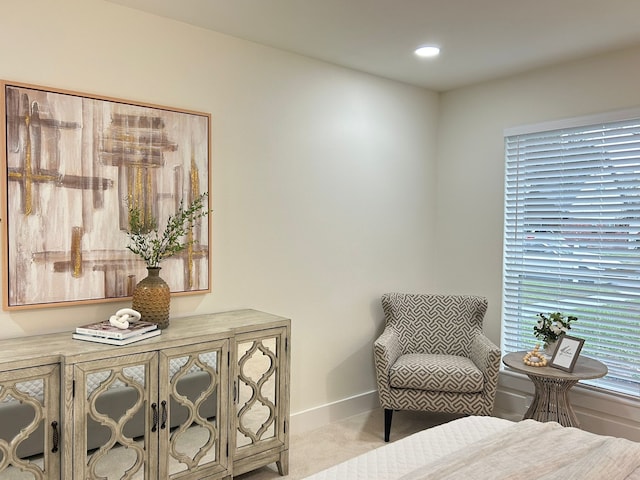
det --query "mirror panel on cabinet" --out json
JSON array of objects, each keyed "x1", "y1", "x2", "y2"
[{"x1": 0, "y1": 365, "x2": 60, "y2": 480}]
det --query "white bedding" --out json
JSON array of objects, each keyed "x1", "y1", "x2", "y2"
[
  {"x1": 304, "y1": 416, "x2": 513, "y2": 480},
  {"x1": 305, "y1": 416, "x2": 640, "y2": 480}
]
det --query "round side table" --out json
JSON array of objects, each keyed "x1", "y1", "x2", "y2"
[{"x1": 502, "y1": 351, "x2": 607, "y2": 427}]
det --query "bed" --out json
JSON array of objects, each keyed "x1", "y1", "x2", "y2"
[{"x1": 304, "y1": 416, "x2": 640, "y2": 480}]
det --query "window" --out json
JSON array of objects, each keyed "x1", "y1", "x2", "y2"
[{"x1": 502, "y1": 111, "x2": 640, "y2": 398}]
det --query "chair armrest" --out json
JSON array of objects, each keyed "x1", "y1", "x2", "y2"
[
  {"x1": 373, "y1": 326, "x2": 402, "y2": 407},
  {"x1": 469, "y1": 333, "x2": 501, "y2": 414},
  {"x1": 469, "y1": 333, "x2": 501, "y2": 380},
  {"x1": 374, "y1": 326, "x2": 402, "y2": 373}
]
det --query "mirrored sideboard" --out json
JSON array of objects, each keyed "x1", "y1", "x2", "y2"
[{"x1": 0, "y1": 309, "x2": 290, "y2": 480}]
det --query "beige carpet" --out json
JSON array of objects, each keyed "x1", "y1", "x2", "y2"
[{"x1": 236, "y1": 409, "x2": 464, "y2": 480}]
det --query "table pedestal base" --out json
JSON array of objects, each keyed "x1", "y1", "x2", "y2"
[{"x1": 524, "y1": 374, "x2": 580, "y2": 427}]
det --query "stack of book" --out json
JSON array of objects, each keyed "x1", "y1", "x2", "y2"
[{"x1": 72, "y1": 320, "x2": 161, "y2": 345}]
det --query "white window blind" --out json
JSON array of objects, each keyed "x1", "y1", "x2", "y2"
[{"x1": 503, "y1": 115, "x2": 640, "y2": 398}]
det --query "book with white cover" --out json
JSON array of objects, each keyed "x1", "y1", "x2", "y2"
[
  {"x1": 72, "y1": 328, "x2": 161, "y2": 346},
  {"x1": 75, "y1": 320, "x2": 157, "y2": 340}
]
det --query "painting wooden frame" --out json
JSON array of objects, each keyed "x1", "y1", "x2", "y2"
[
  {"x1": 1, "y1": 81, "x2": 211, "y2": 310},
  {"x1": 550, "y1": 335, "x2": 585, "y2": 372}
]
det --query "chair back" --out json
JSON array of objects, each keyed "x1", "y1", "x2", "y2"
[{"x1": 381, "y1": 293, "x2": 487, "y2": 356}]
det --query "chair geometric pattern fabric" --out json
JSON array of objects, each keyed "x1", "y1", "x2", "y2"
[
  {"x1": 381, "y1": 293, "x2": 486, "y2": 356},
  {"x1": 389, "y1": 353, "x2": 484, "y2": 393},
  {"x1": 374, "y1": 293, "x2": 501, "y2": 440}
]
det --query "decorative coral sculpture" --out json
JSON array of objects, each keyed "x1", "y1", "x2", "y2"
[{"x1": 523, "y1": 344, "x2": 547, "y2": 367}]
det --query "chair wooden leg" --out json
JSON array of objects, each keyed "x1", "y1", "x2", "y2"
[{"x1": 384, "y1": 408, "x2": 393, "y2": 442}]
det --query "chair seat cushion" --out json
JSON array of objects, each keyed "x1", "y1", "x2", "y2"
[{"x1": 389, "y1": 354, "x2": 484, "y2": 393}]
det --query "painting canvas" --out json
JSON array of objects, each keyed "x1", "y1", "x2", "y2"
[{"x1": 1, "y1": 81, "x2": 211, "y2": 309}]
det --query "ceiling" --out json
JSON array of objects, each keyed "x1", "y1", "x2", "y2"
[{"x1": 107, "y1": 0, "x2": 640, "y2": 92}]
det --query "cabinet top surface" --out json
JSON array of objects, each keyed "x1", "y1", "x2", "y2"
[{"x1": 0, "y1": 309, "x2": 290, "y2": 367}]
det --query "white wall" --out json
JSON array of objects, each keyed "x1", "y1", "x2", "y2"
[
  {"x1": 3, "y1": 0, "x2": 638, "y2": 439},
  {"x1": 0, "y1": 0, "x2": 440, "y2": 420},
  {"x1": 436, "y1": 45, "x2": 640, "y2": 439}
]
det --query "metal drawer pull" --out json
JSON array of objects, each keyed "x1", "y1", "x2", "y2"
[
  {"x1": 160, "y1": 400, "x2": 167, "y2": 430},
  {"x1": 51, "y1": 421, "x2": 59, "y2": 453},
  {"x1": 151, "y1": 402, "x2": 158, "y2": 432}
]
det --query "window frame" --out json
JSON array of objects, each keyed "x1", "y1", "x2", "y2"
[{"x1": 502, "y1": 108, "x2": 640, "y2": 399}]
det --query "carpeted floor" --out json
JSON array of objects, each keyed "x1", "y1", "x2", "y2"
[{"x1": 236, "y1": 408, "x2": 465, "y2": 480}]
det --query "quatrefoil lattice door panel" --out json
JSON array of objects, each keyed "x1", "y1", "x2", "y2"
[
  {"x1": 232, "y1": 327, "x2": 290, "y2": 476},
  {"x1": 0, "y1": 364, "x2": 60, "y2": 480},
  {"x1": 73, "y1": 352, "x2": 159, "y2": 480},
  {"x1": 158, "y1": 340, "x2": 229, "y2": 479},
  {"x1": 72, "y1": 342, "x2": 230, "y2": 480}
]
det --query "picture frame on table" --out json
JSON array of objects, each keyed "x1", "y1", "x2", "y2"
[{"x1": 550, "y1": 335, "x2": 585, "y2": 372}]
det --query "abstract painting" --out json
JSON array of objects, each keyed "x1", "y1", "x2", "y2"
[{"x1": 1, "y1": 81, "x2": 211, "y2": 309}]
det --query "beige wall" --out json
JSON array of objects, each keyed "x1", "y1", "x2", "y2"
[
  {"x1": 436, "y1": 44, "x2": 640, "y2": 346},
  {"x1": 436, "y1": 45, "x2": 640, "y2": 438},
  {"x1": 2, "y1": 0, "x2": 639, "y2": 431},
  {"x1": 0, "y1": 0, "x2": 440, "y2": 416}
]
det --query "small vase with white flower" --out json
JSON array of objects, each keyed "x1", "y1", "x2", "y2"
[{"x1": 534, "y1": 312, "x2": 578, "y2": 357}]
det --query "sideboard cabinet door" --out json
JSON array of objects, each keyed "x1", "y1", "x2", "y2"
[
  {"x1": 72, "y1": 342, "x2": 231, "y2": 480},
  {"x1": 73, "y1": 352, "x2": 159, "y2": 479},
  {"x1": 232, "y1": 326, "x2": 290, "y2": 476},
  {"x1": 158, "y1": 340, "x2": 229, "y2": 479},
  {"x1": 0, "y1": 364, "x2": 60, "y2": 479}
]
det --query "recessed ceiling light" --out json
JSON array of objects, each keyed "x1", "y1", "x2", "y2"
[{"x1": 414, "y1": 45, "x2": 440, "y2": 58}]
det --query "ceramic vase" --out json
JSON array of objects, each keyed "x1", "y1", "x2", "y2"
[
  {"x1": 132, "y1": 267, "x2": 171, "y2": 329},
  {"x1": 543, "y1": 340, "x2": 558, "y2": 358}
]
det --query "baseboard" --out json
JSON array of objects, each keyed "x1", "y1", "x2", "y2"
[
  {"x1": 290, "y1": 390, "x2": 379, "y2": 435},
  {"x1": 291, "y1": 373, "x2": 640, "y2": 441},
  {"x1": 495, "y1": 370, "x2": 640, "y2": 441}
]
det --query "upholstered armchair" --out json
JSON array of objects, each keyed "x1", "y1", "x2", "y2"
[{"x1": 374, "y1": 293, "x2": 501, "y2": 442}]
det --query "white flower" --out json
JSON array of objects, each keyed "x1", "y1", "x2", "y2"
[{"x1": 534, "y1": 312, "x2": 578, "y2": 344}]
